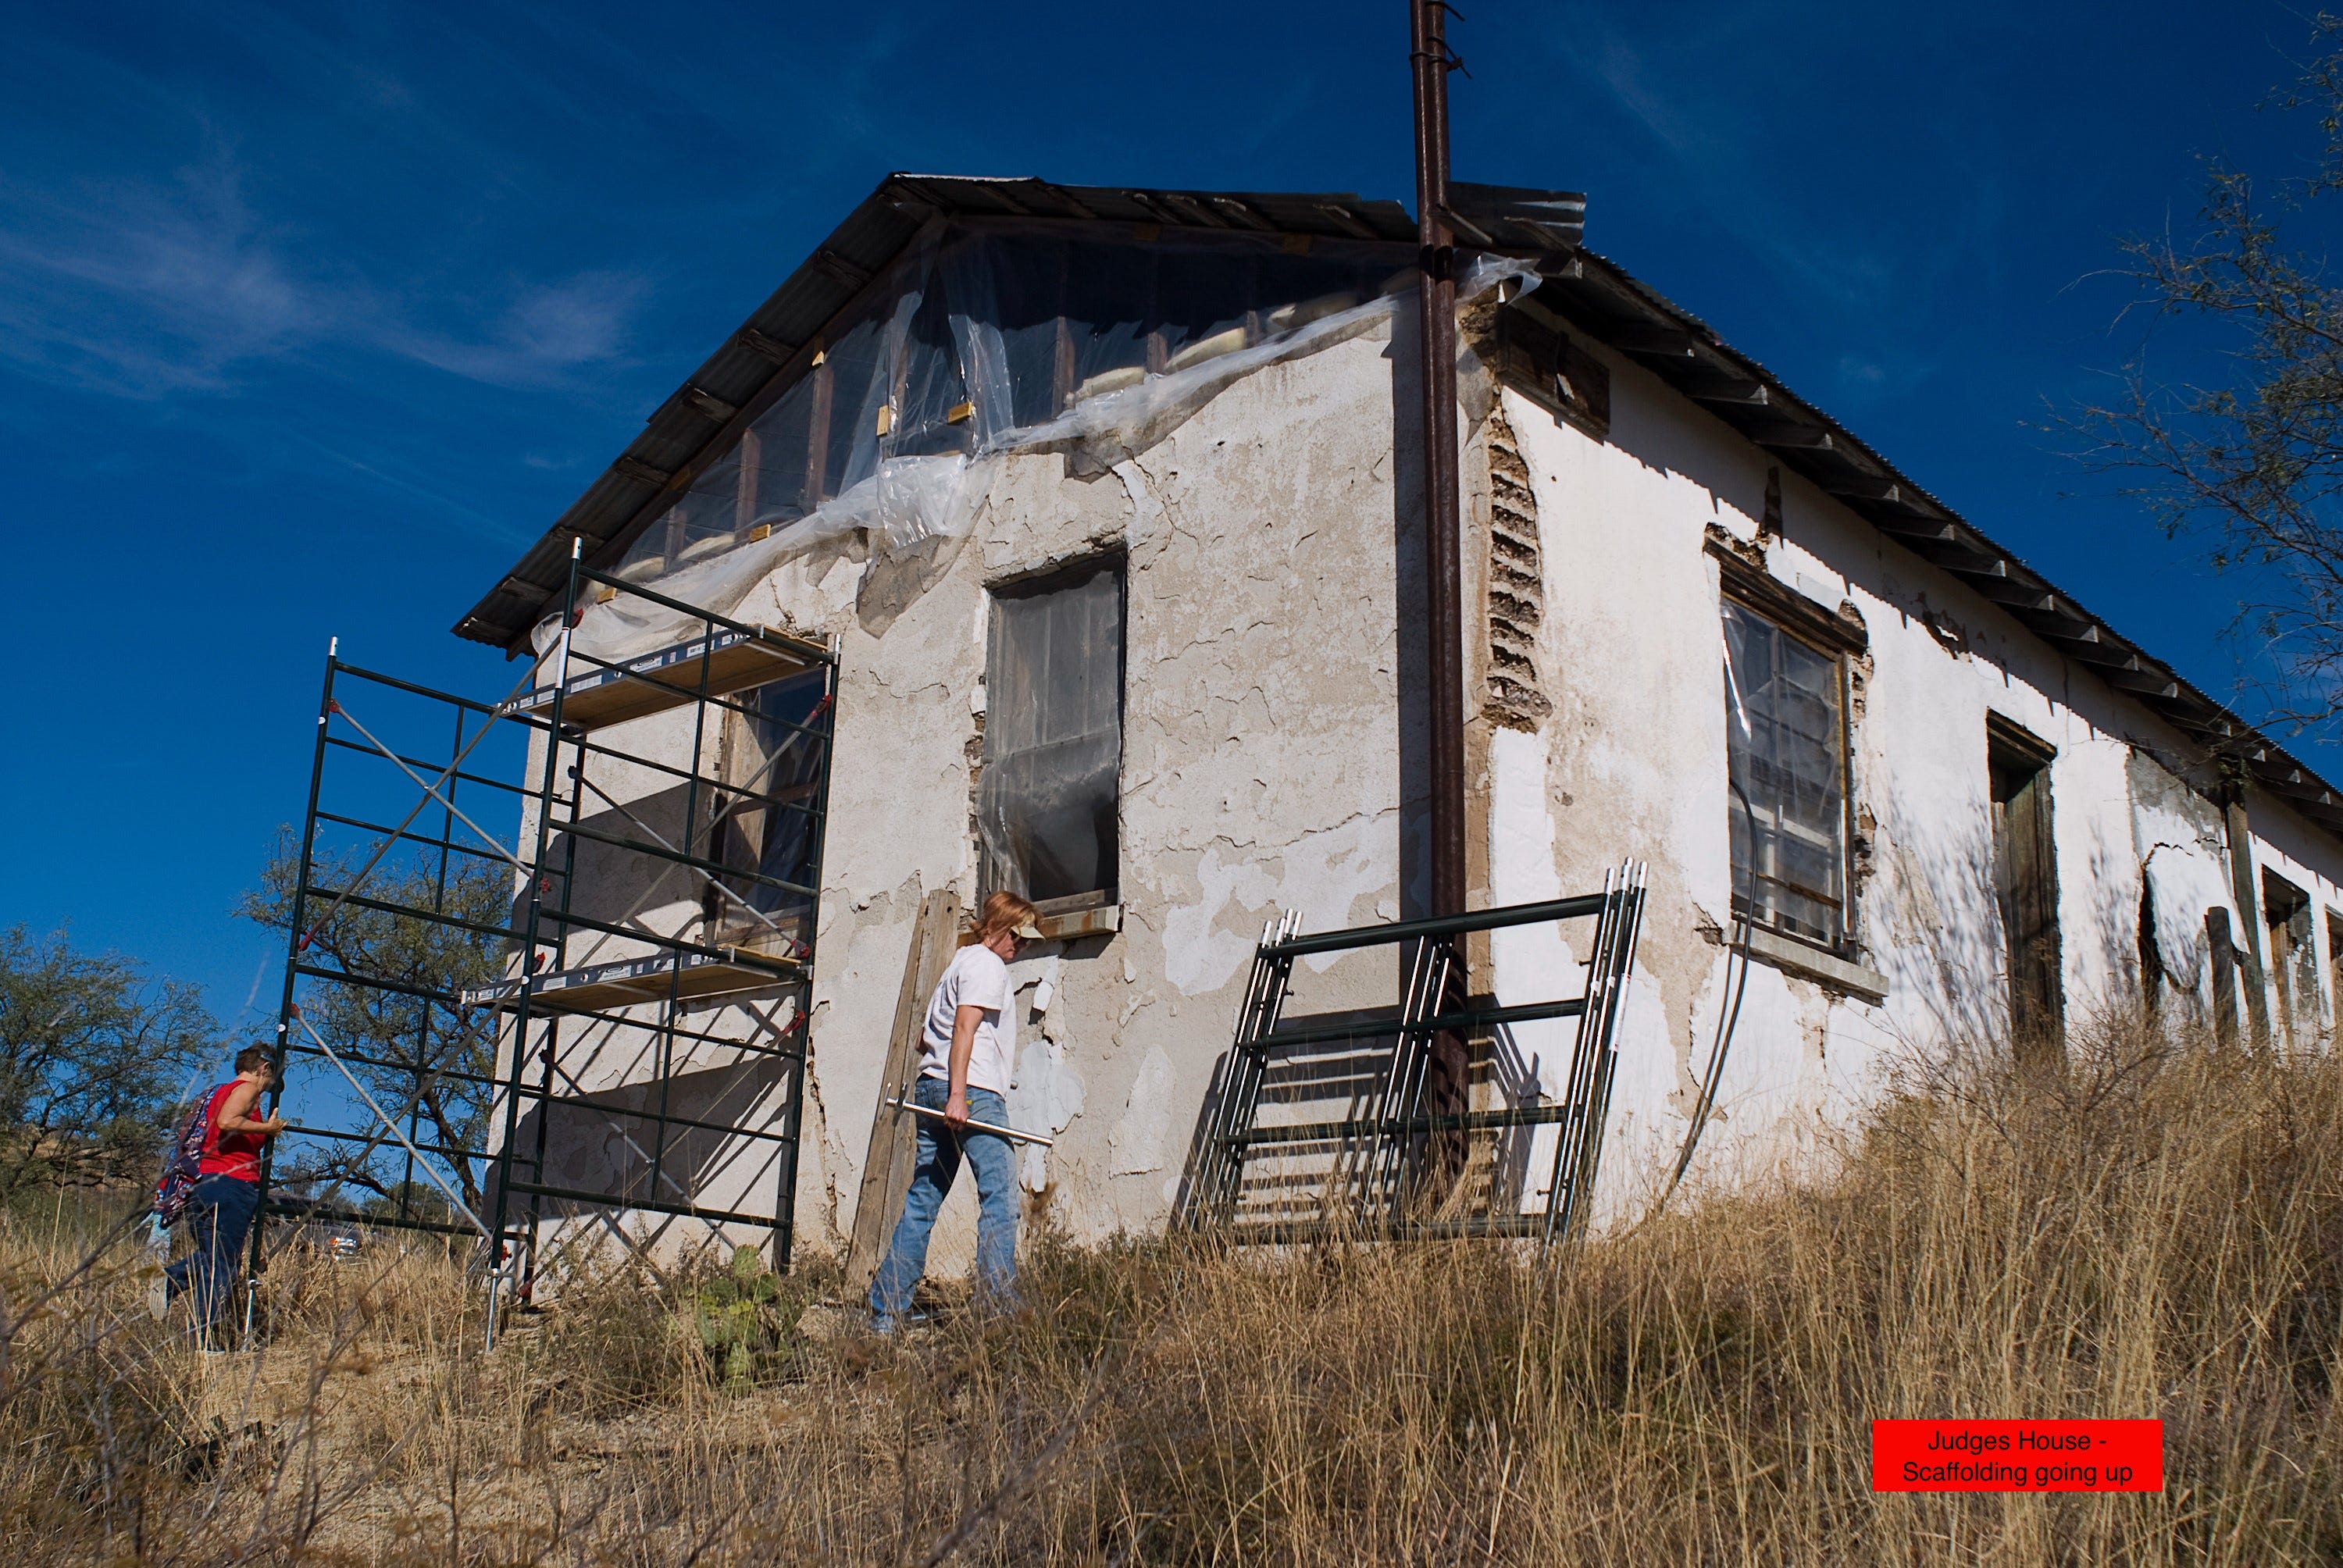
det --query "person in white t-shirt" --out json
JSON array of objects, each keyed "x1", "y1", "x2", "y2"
[{"x1": 868, "y1": 889, "x2": 1044, "y2": 1331}]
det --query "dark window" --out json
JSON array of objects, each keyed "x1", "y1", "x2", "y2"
[
  {"x1": 980, "y1": 558, "x2": 1125, "y2": 911},
  {"x1": 2327, "y1": 911, "x2": 2343, "y2": 1029},
  {"x1": 708, "y1": 669, "x2": 832, "y2": 950},
  {"x1": 1988, "y1": 719, "x2": 2062, "y2": 1053},
  {"x1": 1723, "y1": 599, "x2": 1848, "y2": 946},
  {"x1": 2206, "y1": 907, "x2": 2242, "y2": 1048},
  {"x1": 2263, "y1": 869, "x2": 2315, "y2": 1046}
]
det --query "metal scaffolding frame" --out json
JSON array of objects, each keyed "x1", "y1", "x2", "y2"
[
  {"x1": 1176, "y1": 863, "x2": 1648, "y2": 1246},
  {"x1": 250, "y1": 553, "x2": 837, "y2": 1311}
]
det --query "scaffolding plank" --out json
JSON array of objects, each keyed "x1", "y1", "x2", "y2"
[
  {"x1": 502, "y1": 626, "x2": 825, "y2": 731},
  {"x1": 468, "y1": 946, "x2": 802, "y2": 1014}
]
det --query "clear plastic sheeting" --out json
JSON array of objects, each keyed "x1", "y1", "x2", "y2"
[{"x1": 547, "y1": 221, "x2": 1538, "y2": 662}]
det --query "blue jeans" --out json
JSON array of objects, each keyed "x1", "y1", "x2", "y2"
[
  {"x1": 165, "y1": 1175, "x2": 259, "y2": 1330},
  {"x1": 868, "y1": 1077, "x2": 1018, "y2": 1321}
]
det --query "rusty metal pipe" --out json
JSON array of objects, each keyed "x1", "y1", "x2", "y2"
[
  {"x1": 1413, "y1": 0, "x2": 1464, "y2": 922},
  {"x1": 1412, "y1": 0, "x2": 1472, "y2": 1161}
]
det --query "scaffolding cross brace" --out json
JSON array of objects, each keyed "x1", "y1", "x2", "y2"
[{"x1": 251, "y1": 557, "x2": 839, "y2": 1330}]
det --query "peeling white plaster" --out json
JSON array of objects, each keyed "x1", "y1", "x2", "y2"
[
  {"x1": 1109, "y1": 1046, "x2": 1177, "y2": 1174},
  {"x1": 1114, "y1": 459, "x2": 1168, "y2": 549},
  {"x1": 1008, "y1": 1033, "x2": 1084, "y2": 1193},
  {"x1": 1158, "y1": 812, "x2": 1396, "y2": 993},
  {"x1": 2143, "y1": 844, "x2": 2230, "y2": 988},
  {"x1": 1487, "y1": 728, "x2": 1578, "y2": 1096}
]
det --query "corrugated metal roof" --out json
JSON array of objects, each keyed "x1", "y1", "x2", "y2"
[{"x1": 455, "y1": 172, "x2": 2342, "y2": 841}]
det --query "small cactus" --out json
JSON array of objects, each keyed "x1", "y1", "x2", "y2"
[{"x1": 692, "y1": 1245, "x2": 801, "y2": 1393}]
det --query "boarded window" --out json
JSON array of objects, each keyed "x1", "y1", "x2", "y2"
[
  {"x1": 1988, "y1": 719, "x2": 2062, "y2": 1053},
  {"x1": 1723, "y1": 600, "x2": 1847, "y2": 947},
  {"x1": 980, "y1": 558, "x2": 1125, "y2": 910}
]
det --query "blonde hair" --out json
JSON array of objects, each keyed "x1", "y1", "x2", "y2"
[{"x1": 975, "y1": 889, "x2": 1041, "y2": 941}]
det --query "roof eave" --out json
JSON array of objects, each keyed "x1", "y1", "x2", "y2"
[{"x1": 1533, "y1": 248, "x2": 2343, "y2": 842}]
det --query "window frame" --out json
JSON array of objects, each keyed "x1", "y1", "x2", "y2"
[
  {"x1": 1987, "y1": 713, "x2": 2063, "y2": 1051},
  {"x1": 978, "y1": 553, "x2": 1129, "y2": 915},
  {"x1": 1710, "y1": 537, "x2": 1865, "y2": 957}
]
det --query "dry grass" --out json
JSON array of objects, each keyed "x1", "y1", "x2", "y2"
[{"x1": 6, "y1": 1020, "x2": 2343, "y2": 1565}]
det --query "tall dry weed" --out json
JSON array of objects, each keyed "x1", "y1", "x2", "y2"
[{"x1": 5, "y1": 1022, "x2": 2341, "y2": 1564}]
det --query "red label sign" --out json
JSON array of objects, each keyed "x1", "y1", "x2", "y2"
[{"x1": 1871, "y1": 1420, "x2": 2163, "y2": 1491}]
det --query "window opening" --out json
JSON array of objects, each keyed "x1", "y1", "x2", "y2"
[
  {"x1": 709, "y1": 668, "x2": 833, "y2": 953},
  {"x1": 2262, "y1": 869, "x2": 2314, "y2": 1046},
  {"x1": 1722, "y1": 599, "x2": 1848, "y2": 947},
  {"x1": 1988, "y1": 720, "x2": 2062, "y2": 1053},
  {"x1": 2206, "y1": 907, "x2": 2242, "y2": 1048},
  {"x1": 2327, "y1": 911, "x2": 2343, "y2": 1033},
  {"x1": 980, "y1": 558, "x2": 1125, "y2": 911},
  {"x1": 2138, "y1": 879, "x2": 2164, "y2": 1016}
]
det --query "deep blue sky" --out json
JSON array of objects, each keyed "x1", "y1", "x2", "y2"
[{"x1": 0, "y1": 0, "x2": 2318, "y2": 1025}]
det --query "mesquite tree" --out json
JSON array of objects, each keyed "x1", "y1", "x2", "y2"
[
  {"x1": 0, "y1": 927, "x2": 219, "y2": 1199},
  {"x1": 240, "y1": 830, "x2": 508, "y2": 1212}
]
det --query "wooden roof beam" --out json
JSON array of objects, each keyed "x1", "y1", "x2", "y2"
[
  {"x1": 1685, "y1": 376, "x2": 1769, "y2": 407},
  {"x1": 1750, "y1": 423, "x2": 1835, "y2": 452},
  {"x1": 735, "y1": 327, "x2": 799, "y2": 365},
  {"x1": 1609, "y1": 323, "x2": 1699, "y2": 358}
]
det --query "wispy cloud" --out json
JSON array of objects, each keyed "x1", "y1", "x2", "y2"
[
  {"x1": 370, "y1": 269, "x2": 650, "y2": 386},
  {"x1": 277, "y1": 423, "x2": 538, "y2": 546},
  {"x1": 0, "y1": 140, "x2": 648, "y2": 400},
  {"x1": 0, "y1": 151, "x2": 316, "y2": 392}
]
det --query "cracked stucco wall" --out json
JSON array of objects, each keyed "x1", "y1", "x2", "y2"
[
  {"x1": 517, "y1": 293, "x2": 2343, "y2": 1269},
  {"x1": 1474, "y1": 344, "x2": 2343, "y2": 1224},
  {"x1": 738, "y1": 322, "x2": 1420, "y2": 1267}
]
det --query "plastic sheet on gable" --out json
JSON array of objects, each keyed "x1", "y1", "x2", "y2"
[{"x1": 552, "y1": 223, "x2": 1539, "y2": 661}]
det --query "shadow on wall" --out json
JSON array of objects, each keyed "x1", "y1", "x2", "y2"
[
  {"x1": 516, "y1": 786, "x2": 711, "y2": 968},
  {"x1": 1384, "y1": 294, "x2": 1434, "y2": 926},
  {"x1": 1870, "y1": 779, "x2": 2010, "y2": 1048},
  {"x1": 517, "y1": 783, "x2": 822, "y2": 998},
  {"x1": 506, "y1": 1052, "x2": 792, "y2": 1225},
  {"x1": 1170, "y1": 1007, "x2": 1405, "y2": 1228},
  {"x1": 1872, "y1": 752, "x2": 2159, "y2": 1055}
]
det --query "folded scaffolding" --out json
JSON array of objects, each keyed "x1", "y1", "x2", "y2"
[{"x1": 1176, "y1": 864, "x2": 1647, "y2": 1245}]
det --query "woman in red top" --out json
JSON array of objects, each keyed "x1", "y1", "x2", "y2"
[{"x1": 158, "y1": 1046, "x2": 286, "y2": 1345}]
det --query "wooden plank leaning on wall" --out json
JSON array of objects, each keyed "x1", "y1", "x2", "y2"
[{"x1": 847, "y1": 889, "x2": 964, "y2": 1288}]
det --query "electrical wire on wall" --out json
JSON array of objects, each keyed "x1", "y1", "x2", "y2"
[
  {"x1": 1658, "y1": 779, "x2": 1757, "y2": 1212},
  {"x1": 1656, "y1": 631, "x2": 1763, "y2": 1214}
]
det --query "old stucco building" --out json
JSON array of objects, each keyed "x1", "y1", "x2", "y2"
[{"x1": 455, "y1": 176, "x2": 2343, "y2": 1271}]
